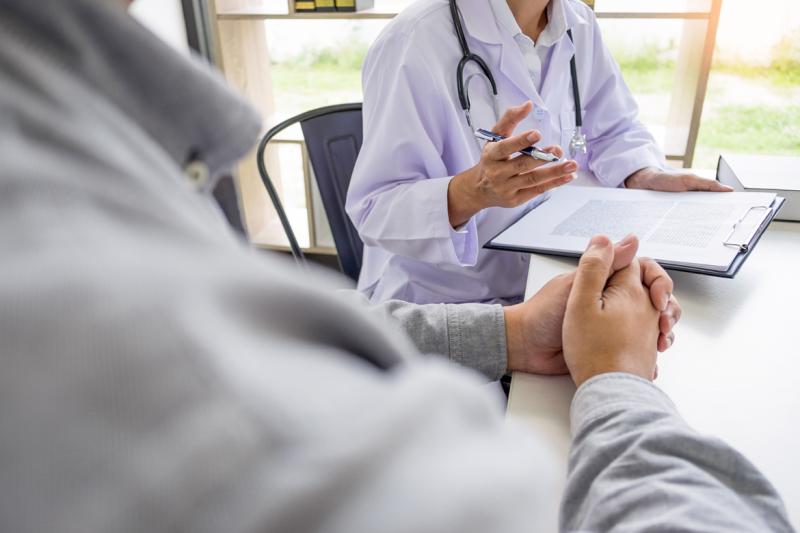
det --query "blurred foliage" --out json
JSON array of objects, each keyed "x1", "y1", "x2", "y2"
[
  {"x1": 769, "y1": 28, "x2": 800, "y2": 85},
  {"x1": 271, "y1": 32, "x2": 800, "y2": 168},
  {"x1": 613, "y1": 43, "x2": 676, "y2": 93},
  {"x1": 291, "y1": 41, "x2": 369, "y2": 71},
  {"x1": 613, "y1": 42, "x2": 674, "y2": 72},
  {"x1": 711, "y1": 28, "x2": 800, "y2": 86},
  {"x1": 694, "y1": 104, "x2": 800, "y2": 167}
]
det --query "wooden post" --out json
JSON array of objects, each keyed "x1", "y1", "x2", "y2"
[
  {"x1": 664, "y1": 0, "x2": 722, "y2": 167},
  {"x1": 210, "y1": 0, "x2": 288, "y2": 244},
  {"x1": 684, "y1": 0, "x2": 722, "y2": 166}
]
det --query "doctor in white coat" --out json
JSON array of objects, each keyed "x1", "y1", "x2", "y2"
[{"x1": 347, "y1": 0, "x2": 731, "y2": 305}]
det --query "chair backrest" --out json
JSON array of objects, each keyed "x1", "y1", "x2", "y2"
[
  {"x1": 211, "y1": 174, "x2": 247, "y2": 237},
  {"x1": 299, "y1": 104, "x2": 364, "y2": 282}
]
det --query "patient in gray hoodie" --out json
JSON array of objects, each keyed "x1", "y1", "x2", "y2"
[{"x1": 0, "y1": 0, "x2": 792, "y2": 532}]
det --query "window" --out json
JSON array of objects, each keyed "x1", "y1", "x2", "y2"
[{"x1": 205, "y1": 0, "x2": 798, "y2": 251}]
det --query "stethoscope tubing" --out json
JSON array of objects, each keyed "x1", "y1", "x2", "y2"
[{"x1": 449, "y1": 0, "x2": 583, "y2": 131}]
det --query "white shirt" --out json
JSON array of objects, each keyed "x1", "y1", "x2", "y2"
[{"x1": 489, "y1": 0, "x2": 569, "y2": 91}]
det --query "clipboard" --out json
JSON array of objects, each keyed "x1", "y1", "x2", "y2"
[{"x1": 485, "y1": 196, "x2": 785, "y2": 279}]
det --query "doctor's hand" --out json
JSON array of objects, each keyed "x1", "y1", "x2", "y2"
[
  {"x1": 563, "y1": 236, "x2": 662, "y2": 387},
  {"x1": 624, "y1": 166, "x2": 733, "y2": 192},
  {"x1": 504, "y1": 235, "x2": 680, "y2": 376},
  {"x1": 447, "y1": 102, "x2": 578, "y2": 228}
]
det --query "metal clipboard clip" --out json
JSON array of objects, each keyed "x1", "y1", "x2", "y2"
[{"x1": 722, "y1": 205, "x2": 772, "y2": 253}]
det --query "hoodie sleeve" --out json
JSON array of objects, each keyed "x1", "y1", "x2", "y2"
[
  {"x1": 561, "y1": 373, "x2": 793, "y2": 532},
  {"x1": 338, "y1": 290, "x2": 508, "y2": 381}
]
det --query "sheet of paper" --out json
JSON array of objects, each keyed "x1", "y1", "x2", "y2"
[{"x1": 490, "y1": 187, "x2": 777, "y2": 271}]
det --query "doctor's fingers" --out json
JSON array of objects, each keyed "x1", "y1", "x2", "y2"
[
  {"x1": 484, "y1": 130, "x2": 542, "y2": 161},
  {"x1": 541, "y1": 144, "x2": 565, "y2": 160},
  {"x1": 490, "y1": 151, "x2": 551, "y2": 180},
  {"x1": 512, "y1": 173, "x2": 574, "y2": 205},
  {"x1": 492, "y1": 101, "x2": 534, "y2": 137},
  {"x1": 510, "y1": 159, "x2": 578, "y2": 190},
  {"x1": 492, "y1": 144, "x2": 570, "y2": 179},
  {"x1": 681, "y1": 174, "x2": 734, "y2": 192}
]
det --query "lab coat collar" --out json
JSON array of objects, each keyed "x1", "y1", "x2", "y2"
[
  {"x1": 561, "y1": 0, "x2": 590, "y2": 33},
  {"x1": 458, "y1": 0, "x2": 585, "y2": 109},
  {"x1": 0, "y1": 0, "x2": 260, "y2": 179},
  {"x1": 539, "y1": 1, "x2": 587, "y2": 111},
  {"x1": 539, "y1": 32, "x2": 577, "y2": 114},
  {"x1": 540, "y1": 0, "x2": 569, "y2": 47},
  {"x1": 489, "y1": 0, "x2": 574, "y2": 48},
  {"x1": 457, "y1": 0, "x2": 539, "y2": 107},
  {"x1": 457, "y1": 0, "x2": 506, "y2": 47},
  {"x1": 489, "y1": 0, "x2": 523, "y2": 41},
  {"x1": 459, "y1": 0, "x2": 588, "y2": 47}
]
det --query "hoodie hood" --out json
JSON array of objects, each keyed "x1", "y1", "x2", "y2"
[{"x1": 0, "y1": 0, "x2": 261, "y2": 178}]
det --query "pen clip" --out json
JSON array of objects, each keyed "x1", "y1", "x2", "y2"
[{"x1": 473, "y1": 128, "x2": 560, "y2": 163}]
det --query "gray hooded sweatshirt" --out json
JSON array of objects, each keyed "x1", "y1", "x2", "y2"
[{"x1": 0, "y1": 0, "x2": 793, "y2": 532}]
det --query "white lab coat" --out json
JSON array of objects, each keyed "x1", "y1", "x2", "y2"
[{"x1": 346, "y1": 0, "x2": 665, "y2": 304}]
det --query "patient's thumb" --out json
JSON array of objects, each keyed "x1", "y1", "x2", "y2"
[{"x1": 571, "y1": 235, "x2": 614, "y2": 309}]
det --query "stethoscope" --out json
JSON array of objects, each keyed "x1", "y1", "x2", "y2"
[{"x1": 449, "y1": 0, "x2": 587, "y2": 158}]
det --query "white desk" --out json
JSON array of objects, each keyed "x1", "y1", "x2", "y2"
[{"x1": 506, "y1": 221, "x2": 800, "y2": 530}]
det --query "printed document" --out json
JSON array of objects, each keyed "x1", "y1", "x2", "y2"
[{"x1": 489, "y1": 186, "x2": 777, "y2": 271}]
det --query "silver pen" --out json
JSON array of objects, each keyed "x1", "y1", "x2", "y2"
[{"x1": 474, "y1": 128, "x2": 561, "y2": 163}]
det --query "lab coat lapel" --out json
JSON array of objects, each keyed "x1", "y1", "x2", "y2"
[
  {"x1": 497, "y1": 35, "x2": 547, "y2": 109},
  {"x1": 540, "y1": 35, "x2": 576, "y2": 115},
  {"x1": 458, "y1": 0, "x2": 546, "y2": 109},
  {"x1": 542, "y1": 0, "x2": 591, "y2": 114}
]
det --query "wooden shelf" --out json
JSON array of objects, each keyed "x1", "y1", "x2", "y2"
[
  {"x1": 216, "y1": 9, "x2": 712, "y2": 21},
  {"x1": 218, "y1": 10, "x2": 398, "y2": 20},
  {"x1": 595, "y1": 12, "x2": 710, "y2": 19},
  {"x1": 253, "y1": 242, "x2": 338, "y2": 255}
]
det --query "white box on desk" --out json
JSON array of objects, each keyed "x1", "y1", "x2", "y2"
[{"x1": 717, "y1": 153, "x2": 800, "y2": 221}]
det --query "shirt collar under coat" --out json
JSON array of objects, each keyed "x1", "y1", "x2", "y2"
[
  {"x1": 490, "y1": 0, "x2": 570, "y2": 48},
  {"x1": 0, "y1": 0, "x2": 261, "y2": 181},
  {"x1": 456, "y1": 0, "x2": 589, "y2": 111}
]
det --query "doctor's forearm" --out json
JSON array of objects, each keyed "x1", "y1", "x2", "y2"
[
  {"x1": 623, "y1": 166, "x2": 658, "y2": 189},
  {"x1": 624, "y1": 166, "x2": 733, "y2": 193}
]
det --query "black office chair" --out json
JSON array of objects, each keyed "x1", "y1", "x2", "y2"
[
  {"x1": 256, "y1": 103, "x2": 364, "y2": 282},
  {"x1": 211, "y1": 174, "x2": 247, "y2": 237}
]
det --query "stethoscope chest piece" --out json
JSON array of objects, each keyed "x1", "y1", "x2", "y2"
[{"x1": 569, "y1": 126, "x2": 587, "y2": 158}]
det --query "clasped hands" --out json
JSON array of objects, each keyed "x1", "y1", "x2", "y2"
[{"x1": 504, "y1": 234, "x2": 681, "y2": 386}]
